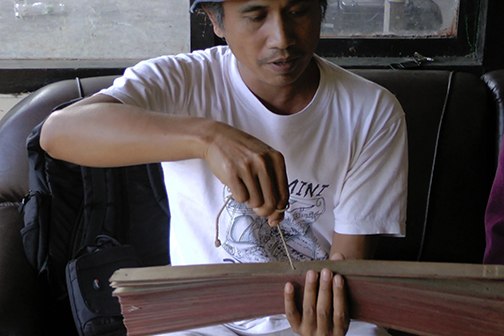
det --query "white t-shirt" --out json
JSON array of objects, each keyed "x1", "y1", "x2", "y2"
[{"x1": 100, "y1": 46, "x2": 408, "y2": 335}]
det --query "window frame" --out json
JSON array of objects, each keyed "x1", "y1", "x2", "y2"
[
  {"x1": 0, "y1": 60, "x2": 127, "y2": 94},
  {"x1": 191, "y1": 0, "x2": 490, "y2": 71},
  {"x1": 317, "y1": 0, "x2": 483, "y2": 57}
]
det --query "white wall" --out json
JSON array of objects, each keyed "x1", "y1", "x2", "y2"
[
  {"x1": 1, "y1": 0, "x2": 190, "y2": 60},
  {"x1": 1, "y1": 1, "x2": 190, "y2": 117}
]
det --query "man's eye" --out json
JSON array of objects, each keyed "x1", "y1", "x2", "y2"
[
  {"x1": 246, "y1": 14, "x2": 266, "y2": 22},
  {"x1": 289, "y1": 6, "x2": 309, "y2": 17}
]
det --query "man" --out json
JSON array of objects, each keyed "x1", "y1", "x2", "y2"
[{"x1": 40, "y1": 0, "x2": 408, "y2": 335}]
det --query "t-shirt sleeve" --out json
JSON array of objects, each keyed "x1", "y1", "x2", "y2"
[
  {"x1": 334, "y1": 93, "x2": 408, "y2": 237},
  {"x1": 97, "y1": 55, "x2": 195, "y2": 114}
]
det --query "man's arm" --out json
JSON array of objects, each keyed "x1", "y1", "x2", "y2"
[
  {"x1": 330, "y1": 232, "x2": 378, "y2": 260},
  {"x1": 41, "y1": 94, "x2": 218, "y2": 167},
  {"x1": 40, "y1": 94, "x2": 289, "y2": 223}
]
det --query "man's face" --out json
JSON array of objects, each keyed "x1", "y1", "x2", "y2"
[{"x1": 209, "y1": 0, "x2": 322, "y2": 91}]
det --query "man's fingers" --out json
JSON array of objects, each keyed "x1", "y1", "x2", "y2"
[
  {"x1": 284, "y1": 270, "x2": 349, "y2": 336},
  {"x1": 316, "y1": 269, "x2": 333, "y2": 332},
  {"x1": 300, "y1": 270, "x2": 319, "y2": 333},
  {"x1": 332, "y1": 274, "x2": 350, "y2": 336},
  {"x1": 205, "y1": 125, "x2": 289, "y2": 219},
  {"x1": 270, "y1": 149, "x2": 289, "y2": 211},
  {"x1": 222, "y1": 147, "x2": 288, "y2": 222},
  {"x1": 225, "y1": 174, "x2": 250, "y2": 204},
  {"x1": 238, "y1": 170, "x2": 263, "y2": 206},
  {"x1": 284, "y1": 282, "x2": 302, "y2": 332},
  {"x1": 254, "y1": 149, "x2": 288, "y2": 219}
]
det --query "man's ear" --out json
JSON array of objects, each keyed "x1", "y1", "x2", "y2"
[{"x1": 203, "y1": 6, "x2": 225, "y2": 39}]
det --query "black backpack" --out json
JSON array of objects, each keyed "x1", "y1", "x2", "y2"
[{"x1": 20, "y1": 109, "x2": 170, "y2": 335}]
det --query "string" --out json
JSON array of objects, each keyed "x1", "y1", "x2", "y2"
[
  {"x1": 277, "y1": 224, "x2": 295, "y2": 270},
  {"x1": 214, "y1": 195, "x2": 233, "y2": 248}
]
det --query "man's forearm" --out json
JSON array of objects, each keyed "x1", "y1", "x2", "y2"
[
  {"x1": 41, "y1": 93, "x2": 290, "y2": 220},
  {"x1": 330, "y1": 233, "x2": 378, "y2": 260},
  {"x1": 40, "y1": 95, "x2": 212, "y2": 167}
]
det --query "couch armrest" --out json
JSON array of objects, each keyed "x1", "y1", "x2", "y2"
[{"x1": 482, "y1": 69, "x2": 504, "y2": 153}]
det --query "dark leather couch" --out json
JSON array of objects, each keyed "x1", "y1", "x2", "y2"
[{"x1": 1, "y1": 69, "x2": 503, "y2": 335}]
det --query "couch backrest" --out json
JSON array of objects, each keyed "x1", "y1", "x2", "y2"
[
  {"x1": 0, "y1": 76, "x2": 118, "y2": 197},
  {"x1": 353, "y1": 70, "x2": 497, "y2": 263}
]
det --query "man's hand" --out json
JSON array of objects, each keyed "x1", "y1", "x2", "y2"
[
  {"x1": 284, "y1": 254, "x2": 349, "y2": 336},
  {"x1": 203, "y1": 121, "x2": 289, "y2": 226}
]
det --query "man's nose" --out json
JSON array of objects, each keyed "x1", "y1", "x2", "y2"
[{"x1": 267, "y1": 14, "x2": 295, "y2": 49}]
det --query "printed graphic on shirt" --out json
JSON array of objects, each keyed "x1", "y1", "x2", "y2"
[{"x1": 219, "y1": 181, "x2": 329, "y2": 264}]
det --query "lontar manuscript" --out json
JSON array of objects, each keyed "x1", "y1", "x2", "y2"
[{"x1": 110, "y1": 260, "x2": 504, "y2": 336}]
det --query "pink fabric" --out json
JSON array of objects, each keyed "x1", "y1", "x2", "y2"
[{"x1": 484, "y1": 142, "x2": 504, "y2": 264}]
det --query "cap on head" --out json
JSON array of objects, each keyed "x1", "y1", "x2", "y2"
[{"x1": 190, "y1": 0, "x2": 225, "y2": 13}]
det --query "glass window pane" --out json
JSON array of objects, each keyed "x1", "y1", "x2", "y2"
[
  {"x1": 0, "y1": 0, "x2": 190, "y2": 60},
  {"x1": 322, "y1": 0, "x2": 460, "y2": 38}
]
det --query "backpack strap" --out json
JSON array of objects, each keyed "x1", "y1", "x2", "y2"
[
  {"x1": 21, "y1": 122, "x2": 51, "y2": 272},
  {"x1": 77, "y1": 168, "x2": 108, "y2": 252},
  {"x1": 146, "y1": 163, "x2": 170, "y2": 217},
  {"x1": 75, "y1": 167, "x2": 130, "y2": 257}
]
